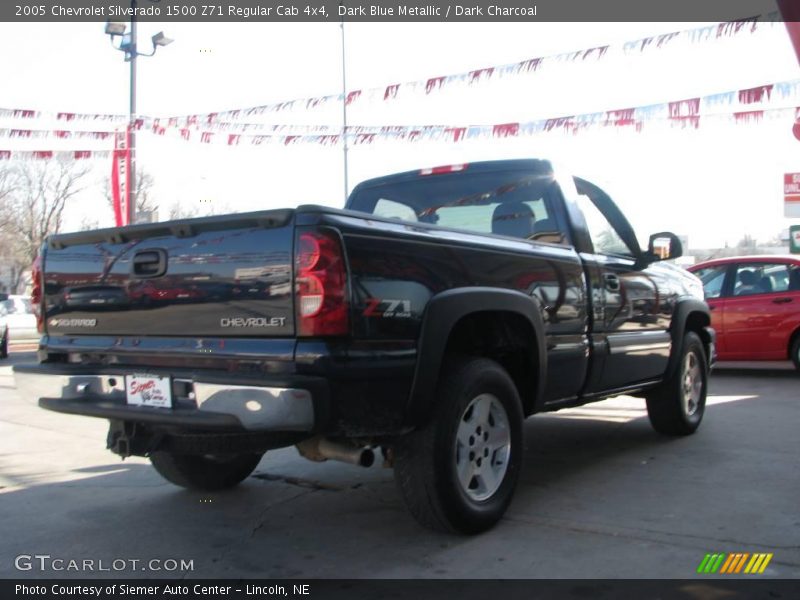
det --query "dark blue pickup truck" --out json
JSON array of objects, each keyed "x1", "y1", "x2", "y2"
[{"x1": 14, "y1": 159, "x2": 715, "y2": 533}]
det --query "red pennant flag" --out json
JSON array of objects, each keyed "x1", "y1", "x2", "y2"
[
  {"x1": 345, "y1": 91, "x2": 362, "y2": 105},
  {"x1": 384, "y1": 84, "x2": 400, "y2": 100},
  {"x1": 425, "y1": 77, "x2": 445, "y2": 94},
  {"x1": 469, "y1": 68, "x2": 494, "y2": 83},
  {"x1": 738, "y1": 85, "x2": 773, "y2": 104},
  {"x1": 668, "y1": 98, "x2": 701, "y2": 117},
  {"x1": 733, "y1": 110, "x2": 764, "y2": 123},
  {"x1": 493, "y1": 123, "x2": 520, "y2": 138},
  {"x1": 606, "y1": 108, "x2": 637, "y2": 126},
  {"x1": 445, "y1": 127, "x2": 467, "y2": 142},
  {"x1": 518, "y1": 58, "x2": 543, "y2": 72}
]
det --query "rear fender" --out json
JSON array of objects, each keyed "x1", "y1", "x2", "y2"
[{"x1": 406, "y1": 287, "x2": 547, "y2": 424}]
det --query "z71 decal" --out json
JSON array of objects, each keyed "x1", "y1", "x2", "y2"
[{"x1": 363, "y1": 298, "x2": 412, "y2": 318}]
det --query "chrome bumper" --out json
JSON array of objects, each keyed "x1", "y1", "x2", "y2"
[{"x1": 13, "y1": 369, "x2": 315, "y2": 432}]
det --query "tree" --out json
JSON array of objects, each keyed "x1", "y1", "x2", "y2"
[
  {"x1": 167, "y1": 203, "x2": 200, "y2": 220},
  {"x1": 0, "y1": 158, "x2": 91, "y2": 292},
  {"x1": 103, "y1": 169, "x2": 158, "y2": 222},
  {"x1": 0, "y1": 165, "x2": 18, "y2": 231}
]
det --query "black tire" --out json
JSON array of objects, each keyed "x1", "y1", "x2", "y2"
[
  {"x1": 393, "y1": 357, "x2": 524, "y2": 534},
  {"x1": 790, "y1": 335, "x2": 800, "y2": 371},
  {"x1": 149, "y1": 451, "x2": 263, "y2": 491},
  {"x1": 0, "y1": 330, "x2": 8, "y2": 359},
  {"x1": 646, "y1": 331, "x2": 708, "y2": 436}
]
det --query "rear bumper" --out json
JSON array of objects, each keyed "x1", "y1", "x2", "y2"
[{"x1": 13, "y1": 363, "x2": 328, "y2": 433}]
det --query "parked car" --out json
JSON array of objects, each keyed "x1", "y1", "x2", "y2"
[
  {"x1": 0, "y1": 295, "x2": 38, "y2": 354},
  {"x1": 687, "y1": 255, "x2": 800, "y2": 369},
  {"x1": 0, "y1": 322, "x2": 6, "y2": 358},
  {"x1": 14, "y1": 159, "x2": 715, "y2": 533}
]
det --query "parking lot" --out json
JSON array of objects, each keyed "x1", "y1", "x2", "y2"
[{"x1": 1, "y1": 349, "x2": 798, "y2": 579}]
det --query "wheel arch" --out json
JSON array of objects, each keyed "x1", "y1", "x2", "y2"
[
  {"x1": 666, "y1": 299, "x2": 712, "y2": 379},
  {"x1": 406, "y1": 287, "x2": 547, "y2": 423}
]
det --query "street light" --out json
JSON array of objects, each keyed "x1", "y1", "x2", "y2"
[{"x1": 105, "y1": 0, "x2": 172, "y2": 226}]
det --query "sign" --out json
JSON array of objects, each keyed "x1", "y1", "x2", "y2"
[
  {"x1": 111, "y1": 128, "x2": 131, "y2": 227},
  {"x1": 790, "y1": 225, "x2": 800, "y2": 255},
  {"x1": 785, "y1": 173, "x2": 800, "y2": 218}
]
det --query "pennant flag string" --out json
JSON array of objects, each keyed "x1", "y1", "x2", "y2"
[
  {"x1": 0, "y1": 15, "x2": 785, "y2": 131},
  {"x1": 140, "y1": 77, "x2": 800, "y2": 139},
  {"x1": 0, "y1": 128, "x2": 116, "y2": 140},
  {"x1": 124, "y1": 15, "x2": 782, "y2": 124},
  {"x1": 2, "y1": 105, "x2": 796, "y2": 159},
  {"x1": 143, "y1": 104, "x2": 799, "y2": 148},
  {"x1": 6, "y1": 11, "x2": 764, "y2": 127},
  {"x1": 3, "y1": 77, "x2": 798, "y2": 156},
  {"x1": 0, "y1": 150, "x2": 111, "y2": 161}
]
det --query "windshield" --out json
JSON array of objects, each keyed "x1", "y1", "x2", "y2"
[{"x1": 348, "y1": 168, "x2": 568, "y2": 245}]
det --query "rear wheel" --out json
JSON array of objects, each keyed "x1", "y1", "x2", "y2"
[
  {"x1": 646, "y1": 331, "x2": 708, "y2": 435},
  {"x1": 393, "y1": 357, "x2": 524, "y2": 534},
  {"x1": 0, "y1": 329, "x2": 8, "y2": 359},
  {"x1": 790, "y1": 336, "x2": 800, "y2": 371},
  {"x1": 149, "y1": 451, "x2": 263, "y2": 491}
]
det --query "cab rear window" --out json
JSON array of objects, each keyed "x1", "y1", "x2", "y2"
[{"x1": 349, "y1": 169, "x2": 570, "y2": 246}]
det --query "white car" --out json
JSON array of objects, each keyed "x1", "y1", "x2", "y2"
[{"x1": 0, "y1": 295, "x2": 38, "y2": 356}]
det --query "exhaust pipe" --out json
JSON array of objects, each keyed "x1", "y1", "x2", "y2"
[{"x1": 296, "y1": 437, "x2": 374, "y2": 468}]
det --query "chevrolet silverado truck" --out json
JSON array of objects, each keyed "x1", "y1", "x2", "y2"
[{"x1": 13, "y1": 159, "x2": 715, "y2": 534}]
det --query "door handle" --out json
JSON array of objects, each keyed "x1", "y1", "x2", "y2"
[
  {"x1": 132, "y1": 249, "x2": 167, "y2": 278},
  {"x1": 771, "y1": 297, "x2": 792, "y2": 304},
  {"x1": 604, "y1": 274, "x2": 621, "y2": 292}
]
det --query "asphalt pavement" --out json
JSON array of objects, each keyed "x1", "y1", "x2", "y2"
[{"x1": 1, "y1": 350, "x2": 798, "y2": 579}]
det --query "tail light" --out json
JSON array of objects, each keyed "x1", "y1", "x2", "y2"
[
  {"x1": 294, "y1": 229, "x2": 349, "y2": 336},
  {"x1": 30, "y1": 254, "x2": 43, "y2": 333}
]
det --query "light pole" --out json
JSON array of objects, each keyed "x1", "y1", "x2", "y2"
[{"x1": 105, "y1": 1, "x2": 172, "y2": 225}]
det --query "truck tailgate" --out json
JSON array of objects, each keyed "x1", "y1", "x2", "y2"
[{"x1": 42, "y1": 210, "x2": 295, "y2": 338}]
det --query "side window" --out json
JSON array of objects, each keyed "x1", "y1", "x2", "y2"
[
  {"x1": 574, "y1": 194, "x2": 633, "y2": 257},
  {"x1": 373, "y1": 198, "x2": 418, "y2": 222},
  {"x1": 733, "y1": 263, "x2": 791, "y2": 297},
  {"x1": 790, "y1": 265, "x2": 800, "y2": 291},
  {"x1": 693, "y1": 266, "x2": 728, "y2": 299}
]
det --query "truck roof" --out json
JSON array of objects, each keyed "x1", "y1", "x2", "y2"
[{"x1": 348, "y1": 159, "x2": 554, "y2": 195}]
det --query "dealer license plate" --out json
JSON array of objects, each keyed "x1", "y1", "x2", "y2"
[{"x1": 125, "y1": 374, "x2": 172, "y2": 408}]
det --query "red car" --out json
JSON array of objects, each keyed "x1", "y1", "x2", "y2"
[{"x1": 687, "y1": 256, "x2": 800, "y2": 369}]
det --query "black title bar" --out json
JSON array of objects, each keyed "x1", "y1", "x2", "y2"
[
  {"x1": 5, "y1": 579, "x2": 800, "y2": 600},
  {"x1": 1, "y1": 0, "x2": 791, "y2": 23}
]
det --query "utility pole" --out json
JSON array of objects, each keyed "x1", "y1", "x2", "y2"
[
  {"x1": 340, "y1": 5, "x2": 349, "y2": 202},
  {"x1": 105, "y1": 2, "x2": 172, "y2": 225},
  {"x1": 128, "y1": 0, "x2": 138, "y2": 227}
]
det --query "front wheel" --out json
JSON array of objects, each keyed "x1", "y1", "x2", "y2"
[
  {"x1": 0, "y1": 329, "x2": 7, "y2": 359},
  {"x1": 149, "y1": 451, "x2": 263, "y2": 491},
  {"x1": 393, "y1": 357, "x2": 524, "y2": 534},
  {"x1": 646, "y1": 331, "x2": 708, "y2": 435}
]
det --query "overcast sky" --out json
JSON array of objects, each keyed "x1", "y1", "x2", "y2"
[{"x1": 0, "y1": 20, "x2": 799, "y2": 250}]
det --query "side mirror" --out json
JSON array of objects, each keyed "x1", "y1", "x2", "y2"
[{"x1": 647, "y1": 232, "x2": 683, "y2": 262}]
